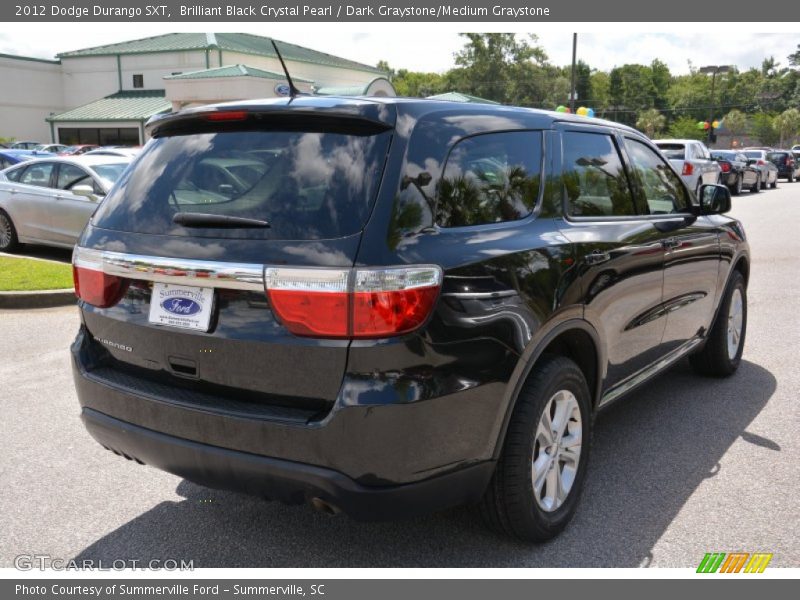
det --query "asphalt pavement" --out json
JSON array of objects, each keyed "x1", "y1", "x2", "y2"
[{"x1": 1, "y1": 183, "x2": 798, "y2": 568}]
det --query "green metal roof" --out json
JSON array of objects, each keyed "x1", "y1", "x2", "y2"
[
  {"x1": 0, "y1": 52, "x2": 60, "y2": 65},
  {"x1": 165, "y1": 64, "x2": 313, "y2": 83},
  {"x1": 47, "y1": 90, "x2": 171, "y2": 123},
  {"x1": 315, "y1": 77, "x2": 394, "y2": 97},
  {"x1": 58, "y1": 32, "x2": 385, "y2": 75},
  {"x1": 426, "y1": 92, "x2": 500, "y2": 105}
]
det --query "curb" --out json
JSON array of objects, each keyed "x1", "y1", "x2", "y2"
[{"x1": 0, "y1": 289, "x2": 76, "y2": 309}]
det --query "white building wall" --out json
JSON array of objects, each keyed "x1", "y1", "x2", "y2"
[
  {"x1": 119, "y1": 51, "x2": 209, "y2": 91},
  {"x1": 0, "y1": 56, "x2": 64, "y2": 142},
  {"x1": 60, "y1": 56, "x2": 119, "y2": 108}
]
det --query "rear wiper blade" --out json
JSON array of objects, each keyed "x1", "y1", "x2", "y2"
[{"x1": 173, "y1": 213, "x2": 270, "y2": 228}]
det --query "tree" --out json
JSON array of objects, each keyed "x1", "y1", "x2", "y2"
[
  {"x1": 751, "y1": 113, "x2": 780, "y2": 146},
  {"x1": 722, "y1": 109, "x2": 748, "y2": 145},
  {"x1": 668, "y1": 116, "x2": 706, "y2": 140},
  {"x1": 376, "y1": 60, "x2": 395, "y2": 80},
  {"x1": 451, "y1": 33, "x2": 548, "y2": 104},
  {"x1": 636, "y1": 108, "x2": 666, "y2": 137},
  {"x1": 774, "y1": 108, "x2": 800, "y2": 147},
  {"x1": 391, "y1": 70, "x2": 447, "y2": 97}
]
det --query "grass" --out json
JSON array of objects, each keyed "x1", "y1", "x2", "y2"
[{"x1": 0, "y1": 256, "x2": 74, "y2": 291}]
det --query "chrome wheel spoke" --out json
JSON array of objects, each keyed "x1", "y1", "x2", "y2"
[{"x1": 532, "y1": 389, "x2": 583, "y2": 513}]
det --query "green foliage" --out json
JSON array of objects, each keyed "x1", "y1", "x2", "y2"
[
  {"x1": 774, "y1": 108, "x2": 800, "y2": 146},
  {"x1": 668, "y1": 116, "x2": 707, "y2": 141},
  {"x1": 379, "y1": 35, "x2": 800, "y2": 147}
]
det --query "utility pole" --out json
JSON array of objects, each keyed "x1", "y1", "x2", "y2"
[{"x1": 569, "y1": 33, "x2": 577, "y2": 113}]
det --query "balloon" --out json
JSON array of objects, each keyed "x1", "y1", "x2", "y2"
[
  {"x1": 587, "y1": 108, "x2": 595, "y2": 118},
  {"x1": 703, "y1": 121, "x2": 710, "y2": 130},
  {"x1": 697, "y1": 121, "x2": 706, "y2": 130},
  {"x1": 576, "y1": 106, "x2": 588, "y2": 116},
  {"x1": 556, "y1": 105, "x2": 567, "y2": 113},
  {"x1": 712, "y1": 120, "x2": 720, "y2": 129},
  {"x1": 564, "y1": 107, "x2": 572, "y2": 113}
]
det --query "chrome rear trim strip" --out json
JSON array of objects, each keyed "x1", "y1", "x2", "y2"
[{"x1": 73, "y1": 247, "x2": 264, "y2": 292}]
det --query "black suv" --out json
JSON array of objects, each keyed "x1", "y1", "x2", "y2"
[
  {"x1": 767, "y1": 150, "x2": 800, "y2": 182},
  {"x1": 71, "y1": 97, "x2": 749, "y2": 542}
]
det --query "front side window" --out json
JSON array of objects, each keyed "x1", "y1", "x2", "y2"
[
  {"x1": 18, "y1": 162, "x2": 54, "y2": 188},
  {"x1": 624, "y1": 138, "x2": 691, "y2": 214},
  {"x1": 436, "y1": 131, "x2": 542, "y2": 228},
  {"x1": 562, "y1": 132, "x2": 635, "y2": 217},
  {"x1": 57, "y1": 164, "x2": 92, "y2": 191}
]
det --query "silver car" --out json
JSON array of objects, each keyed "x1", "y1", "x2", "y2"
[
  {"x1": 654, "y1": 139, "x2": 721, "y2": 196},
  {"x1": 0, "y1": 156, "x2": 130, "y2": 251},
  {"x1": 741, "y1": 149, "x2": 779, "y2": 190}
]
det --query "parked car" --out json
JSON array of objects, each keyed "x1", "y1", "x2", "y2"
[
  {"x1": 0, "y1": 155, "x2": 130, "y2": 251},
  {"x1": 84, "y1": 147, "x2": 141, "y2": 158},
  {"x1": 33, "y1": 143, "x2": 69, "y2": 154},
  {"x1": 791, "y1": 144, "x2": 800, "y2": 152},
  {"x1": 766, "y1": 150, "x2": 800, "y2": 182},
  {"x1": 654, "y1": 139, "x2": 721, "y2": 195},
  {"x1": 10, "y1": 141, "x2": 42, "y2": 150},
  {"x1": 69, "y1": 98, "x2": 748, "y2": 542},
  {"x1": 59, "y1": 144, "x2": 100, "y2": 156},
  {"x1": 710, "y1": 150, "x2": 761, "y2": 194},
  {"x1": 742, "y1": 149, "x2": 779, "y2": 189},
  {"x1": 0, "y1": 149, "x2": 55, "y2": 170}
]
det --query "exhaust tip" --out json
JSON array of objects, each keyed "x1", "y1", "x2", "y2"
[{"x1": 309, "y1": 497, "x2": 341, "y2": 516}]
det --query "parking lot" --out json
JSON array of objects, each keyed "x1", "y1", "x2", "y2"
[{"x1": 1, "y1": 184, "x2": 798, "y2": 569}]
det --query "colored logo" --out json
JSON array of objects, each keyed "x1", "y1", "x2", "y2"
[
  {"x1": 274, "y1": 83, "x2": 291, "y2": 96},
  {"x1": 697, "y1": 552, "x2": 773, "y2": 573},
  {"x1": 161, "y1": 298, "x2": 202, "y2": 316}
]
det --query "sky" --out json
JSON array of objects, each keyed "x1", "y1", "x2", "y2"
[{"x1": 0, "y1": 26, "x2": 797, "y2": 75}]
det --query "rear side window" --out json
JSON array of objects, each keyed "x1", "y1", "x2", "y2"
[
  {"x1": 92, "y1": 129, "x2": 392, "y2": 240},
  {"x1": 19, "y1": 162, "x2": 54, "y2": 188},
  {"x1": 563, "y1": 132, "x2": 635, "y2": 217},
  {"x1": 436, "y1": 131, "x2": 541, "y2": 228},
  {"x1": 657, "y1": 144, "x2": 686, "y2": 160},
  {"x1": 5, "y1": 165, "x2": 23, "y2": 181}
]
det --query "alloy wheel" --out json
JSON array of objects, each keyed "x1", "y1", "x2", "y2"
[
  {"x1": 532, "y1": 389, "x2": 582, "y2": 512},
  {"x1": 727, "y1": 287, "x2": 744, "y2": 359},
  {"x1": 0, "y1": 214, "x2": 12, "y2": 249}
]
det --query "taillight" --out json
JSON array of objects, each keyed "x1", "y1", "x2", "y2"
[
  {"x1": 757, "y1": 159, "x2": 766, "y2": 166},
  {"x1": 720, "y1": 162, "x2": 731, "y2": 173},
  {"x1": 265, "y1": 266, "x2": 442, "y2": 339},
  {"x1": 73, "y1": 246, "x2": 128, "y2": 308},
  {"x1": 788, "y1": 159, "x2": 795, "y2": 167},
  {"x1": 72, "y1": 265, "x2": 127, "y2": 308},
  {"x1": 204, "y1": 110, "x2": 248, "y2": 122},
  {"x1": 682, "y1": 162, "x2": 693, "y2": 176}
]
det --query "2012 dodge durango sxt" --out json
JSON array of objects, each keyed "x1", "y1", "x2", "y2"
[{"x1": 71, "y1": 97, "x2": 749, "y2": 541}]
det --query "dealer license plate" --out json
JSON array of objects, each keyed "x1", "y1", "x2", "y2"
[{"x1": 148, "y1": 283, "x2": 214, "y2": 332}]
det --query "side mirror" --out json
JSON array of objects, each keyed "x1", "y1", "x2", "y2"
[
  {"x1": 698, "y1": 184, "x2": 731, "y2": 215},
  {"x1": 71, "y1": 184, "x2": 102, "y2": 201}
]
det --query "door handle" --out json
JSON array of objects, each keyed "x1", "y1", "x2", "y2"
[
  {"x1": 585, "y1": 250, "x2": 611, "y2": 265},
  {"x1": 663, "y1": 237, "x2": 680, "y2": 249}
]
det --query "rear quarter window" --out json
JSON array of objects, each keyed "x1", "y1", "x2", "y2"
[{"x1": 436, "y1": 131, "x2": 542, "y2": 228}]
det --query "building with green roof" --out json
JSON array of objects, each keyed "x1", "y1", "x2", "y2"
[{"x1": 0, "y1": 33, "x2": 394, "y2": 144}]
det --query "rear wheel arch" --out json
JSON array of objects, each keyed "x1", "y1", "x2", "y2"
[{"x1": 493, "y1": 320, "x2": 604, "y2": 460}]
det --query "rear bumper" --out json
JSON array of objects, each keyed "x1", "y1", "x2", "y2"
[{"x1": 81, "y1": 407, "x2": 495, "y2": 520}]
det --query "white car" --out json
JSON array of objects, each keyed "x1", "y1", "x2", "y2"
[
  {"x1": 654, "y1": 139, "x2": 721, "y2": 196},
  {"x1": 0, "y1": 155, "x2": 130, "y2": 251},
  {"x1": 85, "y1": 147, "x2": 141, "y2": 158}
]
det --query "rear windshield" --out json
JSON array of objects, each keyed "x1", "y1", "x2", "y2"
[
  {"x1": 767, "y1": 152, "x2": 788, "y2": 162},
  {"x1": 91, "y1": 129, "x2": 392, "y2": 240},
  {"x1": 743, "y1": 151, "x2": 762, "y2": 159},
  {"x1": 711, "y1": 151, "x2": 735, "y2": 160},
  {"x1": 92, "y1": 163, "x2": 129, "y2": 185},
  {"x1": 656, "y1": 144, "x2": 685, "y2": 159}
]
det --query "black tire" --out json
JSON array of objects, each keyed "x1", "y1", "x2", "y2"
[
  {"x1": 787, "y1": 173, "x2": 794, "y2": 183},
  {"x1": 770, "y1": 176, "x2": 778, "y2": 189},
  {"x1": 761, "y1": 176, "x2": 768, "y2": 190},
  {"x1": 479, "y1": 355, "x2": 591, "y2": 542},
  {"x1": 732, "y1": 174, "x2": 742, "y2": 196},
  {"x1": 0, "y1": 210, "x2": 21, "y2": 252},
  {"x1": 750, "y1": 174, "x2": 760, "y2": 193},
  {"x1": 690, "y1": 270, "x2": 747, "y2": 377}
]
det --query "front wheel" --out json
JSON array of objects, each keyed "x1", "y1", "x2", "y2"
[
  {"x1": 771, "y1": 176, "x2": 778, "y2": 189},
  {"x1": 479, "y1": 355, "x2": 591, "y2": 542},
  {"x1": 732, "y1": 174, "x2": 743, "y2": 195},
  {"x1": 690, "y1": 270, "x2": 747, "y2": 377},
  {"x1": 751, "y1": 174, "x2": 760, "y2": 193}
]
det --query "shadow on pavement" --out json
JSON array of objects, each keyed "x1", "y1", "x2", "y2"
[{"x1": 73, "y1": 359, "x2": 776, "y2": 567}]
